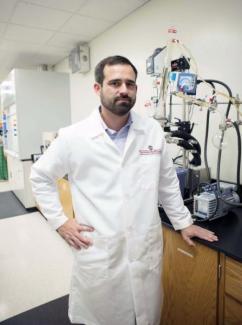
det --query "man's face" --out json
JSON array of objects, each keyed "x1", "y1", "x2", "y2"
[{"x1": 94, "y1": 64, "x2": 137, "y2": 116}]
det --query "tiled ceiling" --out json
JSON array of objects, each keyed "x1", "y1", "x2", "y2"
[{"x1": 0, "y1": 0, "x2": 149, "y2": 82}]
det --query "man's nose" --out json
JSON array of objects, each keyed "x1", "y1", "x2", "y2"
[{"x1": 119, "y1": 82, "x2": 128, "y2": 94}]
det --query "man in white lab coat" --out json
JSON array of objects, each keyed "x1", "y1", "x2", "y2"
[{"x1": 30, "y1": 56, "x2": 218, "y2": 325}]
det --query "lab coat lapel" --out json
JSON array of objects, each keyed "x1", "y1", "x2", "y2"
[
  {"x1": 87, "y1": 109, "x2": 120, "y2": 153},
  {"x1": 122, "y1": 125, "x2": 136, "y2": 161},
  {"x1": 122, "y1": 111, "x2": 145, "y2": 162},
  {"x1": 88, "y1": 108, "x2": 146, "y2": 160}
]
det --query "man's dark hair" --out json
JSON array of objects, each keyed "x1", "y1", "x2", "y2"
[{"x1": 94, "y1": 55, "x2": 138, "y2": 85}]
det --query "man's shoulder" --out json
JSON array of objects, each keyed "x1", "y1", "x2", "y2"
[
  {"x1": 58, "y1": 111, "x2": 96, "y2": 138},
  {"x1": 60, "y1": 119, "x2": 87, "y2": 133},
  {"x1": 132, "y1": 111, "x2": 163, "y2": 133}
]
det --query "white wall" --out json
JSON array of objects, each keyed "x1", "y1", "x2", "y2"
[{"x1": 54, "y1": 0, "x2": 242, "y2": 184}]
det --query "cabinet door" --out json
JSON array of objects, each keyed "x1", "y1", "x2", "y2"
[
  {"x1": 224, "y1": 257, "x2": 242, "y2": 324},
  {"x1": 224, "y1": 295, "x2": 242, "y2": 324},
  {"x1": 161, "y1": 226, "x2": 218, "y2": 325},
  {"x1": 58, "y1": 179, "x2": 74, "y2": 219}
]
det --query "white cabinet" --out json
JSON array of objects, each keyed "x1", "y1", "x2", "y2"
[
  {"x1": 1, "y1": 69, "x2": 71, "y2": 160},
  {"x1": 7, "y1": 153, "x2": 24, "y2": 190},
  {"x1": 1, "y1": 69, "x2": 71, "y2": 208}
]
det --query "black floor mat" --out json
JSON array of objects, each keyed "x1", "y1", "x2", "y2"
[
  {"x1": 0, "y1": 295, "x2": 81, "y2": 325},
  {"x1": 0, "y1": 191, "x2": 37, "y2": 219}
]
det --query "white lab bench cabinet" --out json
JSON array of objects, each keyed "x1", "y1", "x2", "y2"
[{"x1": 1, "y1": 69, "x2": 71, "y2": 208}]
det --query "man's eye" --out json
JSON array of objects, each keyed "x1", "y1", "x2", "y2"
[
  {"x1": 126, "y1": 82, "x2": 136, "y2": 88},
  {"x1": 110, "y1": 81, "x2": 121, "y2": 87},
  {"x1": 108, "y1": 80, "x2": 136, "y2": 88}
]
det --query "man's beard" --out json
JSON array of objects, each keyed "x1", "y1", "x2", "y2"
[{"x1": 100, "y1": 93, "x2": 136, "y2": 116}]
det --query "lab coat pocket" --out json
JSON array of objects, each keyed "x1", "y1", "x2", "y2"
[
  {"x1": 129, "y1": 232, "x2": 149, "y2": 265},
  {"x1": 72, "y1": 237, "x2": 109, "y2": 288},
  {"x1": 147, "y1": 224, "x2": 163, "y2": 270},
  {"x1": 107, "y1": 233, "x2": 127, "y2": 276},
  {"x1": 139, "y1": 155, "x2": 160, "y2": 191}
]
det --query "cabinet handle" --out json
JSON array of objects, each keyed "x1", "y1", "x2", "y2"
[
  {"x1": 218, "y1": 264, "x2": 222, "y2": 279},
  {"x1": 177, "y1": 247, "x2": 194, "y2": 258}
]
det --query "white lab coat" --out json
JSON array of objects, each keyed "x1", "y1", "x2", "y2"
[{"x1": 30, "y1": 109, "x2": 192, "y2": 325}]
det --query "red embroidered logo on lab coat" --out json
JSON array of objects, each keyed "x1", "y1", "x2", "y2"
[{"x1": 139, "y1": 146, "x2": 161, "y2": 155}]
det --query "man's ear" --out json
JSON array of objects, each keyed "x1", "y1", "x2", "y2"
[{"x1": 94, "y1": 82, "x2": 101, "y2": 95}]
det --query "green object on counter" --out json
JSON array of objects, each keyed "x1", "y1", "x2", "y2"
[{"x1": 0, "y1": 145, "x2": 8, "y2": 180}]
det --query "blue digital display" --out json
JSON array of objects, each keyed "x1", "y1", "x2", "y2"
[{"x1": 177, "y1": 73, "x2": 197, "y2": 95}]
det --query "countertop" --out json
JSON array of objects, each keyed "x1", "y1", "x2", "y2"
[{"x1": 159, "y1": 205, "x2": 242, "y2": 263}]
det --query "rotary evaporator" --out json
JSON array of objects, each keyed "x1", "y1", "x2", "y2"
[{"x1": 146, "y1": 28, "x2": 242, "y2": 221}]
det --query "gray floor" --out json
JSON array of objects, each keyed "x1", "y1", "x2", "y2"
[
  {"x1": 0, "y1": 295, "x2": 77, "y2": 325},
  {"x1": 0, "y1": 191, "x2": 34, "y2": 219}
]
